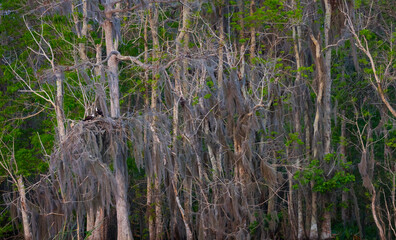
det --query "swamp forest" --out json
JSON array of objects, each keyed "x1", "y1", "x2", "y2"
[{"x1": 0, "y1": 0, "x2": 396, "y2": 239}]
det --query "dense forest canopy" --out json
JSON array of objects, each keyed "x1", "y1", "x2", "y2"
[{"x1": 0, "y1": 0, "x2": 395, "y2": 239}]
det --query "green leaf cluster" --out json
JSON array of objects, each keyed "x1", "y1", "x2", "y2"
[{"x1": 294, "y1": 160, "x2": 355, "y2": 193}]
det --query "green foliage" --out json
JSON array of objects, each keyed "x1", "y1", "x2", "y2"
[
  {"x1": 332, "y1": 222, "x2": 360, "y2": 240},
  {"x1": 285, "y1": 132, "x2": 304, "y2": 147},
  {"x1": 0, "y1": 213, "x2": 15, "y2": 238},
  {"x1": 294, "y1": 160, "x2": 355, "y2": 193},
  {"x1": 204, "y1": 93, "x2": 212, "y2": 99},
  {"x1": 249, "y1": 220, "x2": 259, "y2": 235},
  {"x1": 0, "y1": 0, "x2": 395, "y2": 239},
  {"x1": 246, "y1": 1, "x2": 291, "y2": 27},
  {"x1": 192, "y1": 96, "x2": 199, "y2": 106}
]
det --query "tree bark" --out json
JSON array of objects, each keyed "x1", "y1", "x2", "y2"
[
  {"x1": 371, "y1": 189, "x2": 386, "y2": 240},
  {"x1": 350, "y1": 187, "x2": 363, "y2": 239},
  {"x1": 309, "y1": 32, "x2": 322, "y2": 240},
  {"x1": 291, "y1": 2, "x2": 305, "y2": 236},
  {"x1": 309, "y1": 1, "x2": 334, "y2": 235},
  {"x1": 309, "y1": 185, "x2": 318, "y2": 239},
  {"x1": 17, "y1": 176, "x2": 33, "y2": 240},
  {"x1": 173, "y1": 3, "x2": 192, "y2": 236},
  {"x1": 104, "y1": 3, "x2": 120, "y2": 118},
  {"x1": 55, "y1": 70, "x2": 66, "y2": 142},
  {"x1": 148, "y1": 4, "x2": 163, "y2": 239},
  {"x1": 218, "y1": 1, "x2": 224, "y2": 90},
  {"x1": 340, "y1": 110, "x2": 348, "y2": 226},
  {"x1": 248, "y1": 0, "x2": 256, "y2": 85},
  {"x1": 103, "y1": 2, "x2": 133, "y2": 239},
  {"x1": 237, "y1": 0, "x2": 246, "y2": 88}
]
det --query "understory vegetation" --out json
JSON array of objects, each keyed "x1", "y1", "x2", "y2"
[{"x1": 0, "y1": 0, "x2": 395, "y2": 239}]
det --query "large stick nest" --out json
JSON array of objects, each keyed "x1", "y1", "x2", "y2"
[
  {"x1": 50, "y1": 113, "x2": 172, "y2": 215},
  {"x1": 51, "y1": 117, "x2": 123, "y2": 215}
]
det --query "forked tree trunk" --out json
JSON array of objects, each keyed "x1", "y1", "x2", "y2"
[{"x1": 103, "y1": 2, "x2": 133, "y2": 239}]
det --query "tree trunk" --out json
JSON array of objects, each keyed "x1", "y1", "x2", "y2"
[
  {"x1": 79, "y1": 0, "x2": 88, "y2": 61},
  {"x1": 104, "y1": 2, "x2": 120, "y2": 118},
  {"x1": 350, "y1": 187, "x2": 363, "y2": 239},
  {"x1": 218, "y1": 1, "x2": 224, "y2": 90},
  {"x1": 309, "y1": 1, "x2": 334, "y2": 235},
  {"x1": 147, "y1": 174, "x2": 155, "y2": 240},
  {"x1": 55, "y1": 70, "x2": 66, "y2": 142},
  {"x1": 87, "y1": 207, "x2": 94, "y2": 237},
  {"x1": 304, "y1": 85, "x2": 312, "y2": 239},
  {"x1": 17, "y1": 176, "x2": 33, "y2": 240},
  {"x1": 371, "y1": 190, "x2": 386, "y2": 240},
  {"x1": 173, "y1": 3, "x2": 192, "y2": 237},
  {"x1": 248, "y1": 0, "x2": 256, "y2": 85},
  {"x1": 309, "y1": 186, "x2": 318, "y2": 239},
  {"x1": 115, "y1": 167, "x2": 132, "y2": 240},
  {"x1": 291, "y1": 3, "x2": 305, "y2": 236},
  {"x1": 148, "y1": 4, "x2": 163, "y2": 239},
  {"x1": 143, "y1": 9, "x2": 156, "y2": 240},
  {"x1": 237, "y1": 0, "x2": 246, "y2": 90},
  {"x1": 88, "y1": 207, "x2": 106, "y2": 240},
  {"x1": 103, "y1": 2, "x2": 132, "y2": 239},
  {"x1": 340, "y1": 110, "x2": 348, "y2": 226}
]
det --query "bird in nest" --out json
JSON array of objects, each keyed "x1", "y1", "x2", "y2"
[
  {"x1": 95, "y1": 107, "x2": 103, "y2": 117},
  {"x1": 83, "y1": 114, "x2": 95, "y2": 121},
  {"x1": 83, "y1": 107, "x2": 104, "y2": 121}
]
